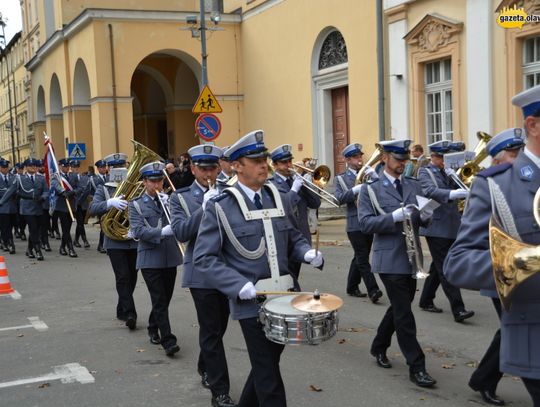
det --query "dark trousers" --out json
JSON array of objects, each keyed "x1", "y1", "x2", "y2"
[
  {"x1": 51, "y1": 212, "x2": 60, "y2": 235},
  {"x1": 523, "y1": 377, "x2": 540, "y2": 407},
  {"x1": 40, "y1": 211, "x2": 50, "y2": 245},
  {"x1": 346, "y1": 231, "x2": 379, "y2": 294},
  {"x1": 469, "y1": 298, "x2": 503, "y2": 392},
  {"x1": 190, "y1": 288, "x2": 230, "y2": 396},
  {"x1": 54, "y1": 211, "x2": 73, "y2": 247},
  {"x1": 0, "y1": 213, "x2": 14, "y2": 245},
  {"x1": 419, "y1": 237, "x2": 465, "y2": 315},
  {"x1": 74, "y1": 205, "x2": 87, "y2": 242},
  {"x1": 141, "y1": 267, "x2": 177, "y2": 348},
  {"x1": 288, "y1": 260, "x2": 302, "y2": 291},
  {"x1": 372, "y1": 274, "x2": 425, "y2": 372},
  {"x1": 15, "y1": 212, "x2": 26, "y2": 234},
  {"x1": 238, "y1": 317, "x2": 286, "y2": 407},
  {"x1": 24, "y1": 215, "x2": 42, "y2": 251},
  {"x1": 108, "y1": 249, "x2": 138, "y2": 320}
]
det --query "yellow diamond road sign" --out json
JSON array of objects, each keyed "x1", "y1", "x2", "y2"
[{"x1": 192, "y1": 85, "x2": 223, "y2": 114}]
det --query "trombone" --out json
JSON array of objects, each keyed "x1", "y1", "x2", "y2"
[{"x1": 289, "y1": 163, "x2": 340, "y2": 207}]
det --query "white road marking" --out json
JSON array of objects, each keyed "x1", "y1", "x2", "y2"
[
  {"x1": 0, "y1": 363, "x2": 95, "y2": 389},
  {"x1": 0, "y1": 290, "x2": 21, "y2": 299},
  {"x1": 0, "y1": 317, "x2": 49, "y2": 333}
]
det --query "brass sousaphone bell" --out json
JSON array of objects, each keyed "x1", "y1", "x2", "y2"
[{"x1": 489, "y1": 188, "x2": 540, "y2": 310}]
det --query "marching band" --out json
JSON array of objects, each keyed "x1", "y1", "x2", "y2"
[{"x1": 2, "y1": 85, "x2": 540, "y2": 406}]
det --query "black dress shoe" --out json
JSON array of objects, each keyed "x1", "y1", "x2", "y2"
[
  {"x1": 73, "y1": 240, "x2": 81, "y2": 248},
  {"x1": 347, "y1": 289, "x2": 367, "y2": 298},
  {"x1": 83, "y1": 239, "x2": 90, "y2": 248},
  {"x1": 211, "y1": 394, "x2": 236, "y2": 407},
  {"x1": 149, "y1": 333, "x2": 161, "y2": 345},
  {"x1": 125, "y1": 316, "x2": 136, "y2": 330},
  {"x1": 35, "y1": 249, "x2": 44, "y2": 261},
  {"x1": 371, "y1": 351, "x2": 392, "y2": 368},
  {"x1": 68, "y1": 245, "x2": 78, "y2": 258},
  {"x1": 26, "y1": 250, "x2": 35, "y2": 259},
  {"x1": 369, "y1": 289, "x2": 383, "y2": 304},
  {"x1": 477, "y1": 390, "x2": 505, "y2": 406},
  {"x1": 198, "y1": 370, "x2": 210, "y2": 389},
  {"x1": 54, "y1": 232, "x2": 61, "y2": 240},
  {"x1": 454, "y1": 310, "x2": 475, "y2": 322},
  {"x1": 59, "y1": 246, "x2": 68, "y2": 256},
  {"x1": 410, "y1": 371, "x2": 436, "y2": 387},
  {"x1": 421, "y1": 304, "x2": 443, "y2": 313},
  {"x1": 165, "y1": 344, "x2": 180, "y2": 357},
  {"x1": 44, "y1": 243, "x2": 52, "y2": 252}
]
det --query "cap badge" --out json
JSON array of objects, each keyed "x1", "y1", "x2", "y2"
[
  {"x1": 204, "y1": 145, "x2": 212, "y2": 154},
  {"x1": 255, "y1": 131, "x2": 263, "y2": 142}
]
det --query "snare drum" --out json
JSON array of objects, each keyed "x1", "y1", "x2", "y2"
[{"x1": 258, "y1": 295, "x2": 338, "y2": 345}]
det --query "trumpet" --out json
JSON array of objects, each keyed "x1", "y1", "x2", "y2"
[{"x1": 288, "y1": 163, "x2": 340, "y2": 207}]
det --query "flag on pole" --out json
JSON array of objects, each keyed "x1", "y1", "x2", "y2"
[{"x1": 43, "y1": 134, "x2": 73, "y2": 215}]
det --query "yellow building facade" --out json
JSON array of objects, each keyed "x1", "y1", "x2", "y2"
[{"x1": 12, "y1": 0, "x2": 380, "y2": 175}]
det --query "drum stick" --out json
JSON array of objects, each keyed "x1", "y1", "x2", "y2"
[
  {"x1": 256, "y1": 291, "x2": 313, "y2": 296},
  {"x1": 314, "y1": 228, "x2": 320, "y2": 252}
]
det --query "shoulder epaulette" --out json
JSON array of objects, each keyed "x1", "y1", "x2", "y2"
[
  {"x1": 176, "y1": 186, "x2": 190, "y2": 193},
  {"x1": 211, "y1": 192, "x2": 229, "y2": 202},
  {"x1": 477, "y1": 163, "x2": 512, "y2": 178},
  {"x1": 404, "y1": 175, "x2": 418, "y2": 181}
]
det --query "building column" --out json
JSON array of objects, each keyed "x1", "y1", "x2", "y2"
[
  {"x1": 69, "y1": 106, "x2": 93, "y2": 168},
  {"x1": 90, "y1": 97, "x2": 134, "y2": 158},
  {"x1": 45, "y1": 114, "x2": 66, "y2": 157},
  {"x1": 32, "y1": 121, "x2": 47, "y2": 158}
]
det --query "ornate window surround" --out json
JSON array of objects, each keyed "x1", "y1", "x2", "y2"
[
  {"x1": 496, "y1": 0, "x2": 540, "y2": 125},
  {"x1": 404, "y1": 13, "x2": 463, "y2": 146}
]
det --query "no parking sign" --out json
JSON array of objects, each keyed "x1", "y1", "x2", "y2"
[{"x1": 195, "y1": 113, "x2": 222, "y2": 141}]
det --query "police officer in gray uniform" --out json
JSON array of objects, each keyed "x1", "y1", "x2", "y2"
[
  {"x1": 129, "y1": 161, "x2": 182, "y2": 357},
  {"x1": 170, "y1": 144, "x2": 235, "y2": 407},
  {"x1": 37, "y1": 160, "x2": 52, "y2": 252},
  {"x1": 89, "y1": 153, "x2": 139, "y2": 329},
  {"x1": 358, "y1": 139, "x2": 436, "y2": 388},
  {"x1": 17, "y1": 158, "x2": 48, "y2": 260},
  {"x1": 216, "y1": 146, "x2": 234, "y2": 186},
  {"x1": 0, "y1": 159, "x2": 17, "y2": 254},
  {"x1": 194, "y1": 130, "x2": 323, "y2": 407},
  {"x1": 334, "y1": 143, "x2": 382, "y2": 301},
  {"x1": 70, "y1": 160, "x2": 91, "y2": 248},
  {"x1": 444, "y1": 85, "x2": 540, "y2": 406},
  {"x1": 90, "y1": 159, "x2": 109, "y2": 253},
  {"x1": 51, "y1": 158, "x2": 78, "y2": 258},
  {"x1": 268, "y1": 144, "x2": 321, "y2": 291},
  {"x1": 463, "y1": 128, "x2": 525, "y2": 406},
  {"x1": 417, "y1": 141, "x2": 474, "y2": 322}
]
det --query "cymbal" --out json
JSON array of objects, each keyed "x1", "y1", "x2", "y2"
[{"x1": 291, "y1": 292, "x2": 343, "y2": 313}]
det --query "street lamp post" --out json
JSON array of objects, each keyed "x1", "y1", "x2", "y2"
[{"x1": 0, "y1": 16, "x2": 17, "y2": 163}]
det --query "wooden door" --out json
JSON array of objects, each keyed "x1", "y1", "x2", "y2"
[{"x1": 332, "y1": 86, "x2": 350, "y2": 174}]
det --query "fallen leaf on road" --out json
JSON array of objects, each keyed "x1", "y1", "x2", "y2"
[
  {"x1": 424, "y1": 347, "x2": 433, "y2": 353},
  {"x1": 337, "y1": 339, "x2": 346, "y2": 344},
  {"x1": 38, "y1": 383, "x2": 50, "y2": 388},
  {"x1": 151, "y1": 373, "x2": 160, "y2": 377},
  {"x1": 90, "y1": 371, "x2": 97, "y2": 374},
  {"x1": 309, "y1": 385, "x2": 322, "y2": 392},
  {"x1": 466, "y1": 361, "x2": 478, "y2": 368},
  {"x1": 442, "y1": 363, "x2": 455, "y2": 369},
  {"x1": 88, "y1": 300, "x2": 95, "y2": 304},
  {"x1": 136, "y1": 348, "x2": 145, "y2": 353},
  {"x1": 17, "y1": 333, "x2": 24, "y2": 337}
]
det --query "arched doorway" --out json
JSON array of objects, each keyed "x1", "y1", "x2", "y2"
[
  {"x1": 131, "y1": 51, "x2": 200, "y2": 161},
  {"x1": 48, "y1": 74, "x2": 65, "y2": 156},
  {"x1": 72, "y1": 59, "x2": 93, "y2": 167},
  {"x1": 311, "y1": 28, "x2": 349, "y2": 175}
]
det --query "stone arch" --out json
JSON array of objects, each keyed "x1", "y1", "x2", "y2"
[
  {"x1": 36, "y1": 86, "x2": 46, "y2": 121},
  {"x1": 49, "y1": 74, "x2": 63, "y2": 114},
  {"x1": 73, "y1": 58, "x2": 91, "y2": 105},
  {"x1": 48, "y1": 74, "x2": 65, "y2": 153}
]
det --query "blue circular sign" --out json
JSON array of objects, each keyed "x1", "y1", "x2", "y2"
[{"x1": 195, "y1": 113, "x2": 222, "y2": 141}]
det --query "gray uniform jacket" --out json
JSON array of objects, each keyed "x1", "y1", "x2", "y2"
[
  {"x1": 0, "y1": 173, "x2": 18, "y2": 214},
  {"x1": 88, "y1": 184, "x2": 138, "y2": 250},
  {"x1": 17, "y1": 174, "x2": 48, "y2": 216},
  {"x1": 73, "y1": 174, "x2": 90, "y2": 210},
  {"x1": 334, "y1": 169, "x2": 361, "y2": 232},
  {"x1": 444, "y1": 152, "x2": 540, "y2": 380},
  {"x1": 170, "y1": 182, "x2": 217, "y2": 288},
  {"x1": 128, "y1": 193, "x2": 183, "y2": 270},
  {"x1": 193, "y1": 184, "x2": 312, "y2": 320},
  {"x1": 269, "y1": 175, "x2": 320, "y2": 243},
  {"x1": 417, "y1": 163, "x2": 461, "y2": 239},
  {"x1": 358, "y1": 174, "x2": 428, "y2": 274},
  {"x1": 51, "y1": 173, "x2": 77, "y2": 213},
  {"x1": 216, "y1": 171, "x2": 230, "y2": 185}
]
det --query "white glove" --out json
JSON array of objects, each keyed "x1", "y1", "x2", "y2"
[
  {"x1": 449, "y1": 189, "x2": 469, "y2": 200},
  {"x1": 420, "y1": 207, "x2": 434, "y2": 222},
  {"x1": 391, "y1": 207, "x2": 406, "y2": 223},
  {"x1": 352, "y1": 184, "x2": 363, "y2": 195},
  {"x1": 444, "y1": 167, "x2": 457, "y2": 177},
  {"x1": 238, "y1": 281, "x2": 257, "y2": 300},
  {"x1": 202, "y1": 188, "x2": 220, "y2": 210},
  {"x1": 291, "y1": 177, "x2": 304, "y2": 193},
  {"x1": 107, "y1": 196, "x2": 128, "y2": 211},
  {"x1": 304, "y1": 249, "x2": 323, "y2": 267},
  {"x1": 126, "y1": 228, "x2": 135, "y2": 240},
  {"x1": 363, "y1": 165, "x2": 379, "y2": 180},
  {"x1": 161, "y1": 224, "x2": 173, "y2": 237},
  {"x1": 157, "y1": 192, "x2": 169, "y2": 206}
]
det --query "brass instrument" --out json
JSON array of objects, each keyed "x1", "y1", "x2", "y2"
[
  {"x1": 355, "y1": 144, "x2": 383, "y2": 185},
  {"x1": 160, "y1": 169, "x2": 186, "y2": 256},
  {"x1": 101, "y1": 140, "x2": 163, "y2": 240},
  {"x1": 457, "y1": 131, "x2": 492, "y2": 188},
  {"x1": 402, "y1": 204, "x2": 429, "y2": 279},
  {"x1": 290, "y1": 163, "x2": 339, "y2": 207},
  {"x1": 490, "y1": 188, "x2": 540, "y2": 310}
]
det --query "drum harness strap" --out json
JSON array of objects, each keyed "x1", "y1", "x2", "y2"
[
  {"x1": 487, "y1": 177, "x2": 520, "y2": 240},
  {"x1": 215, "y1": 183, "x2": 289, "y2": 289}
]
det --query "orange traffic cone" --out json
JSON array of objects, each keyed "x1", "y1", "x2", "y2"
[{"x1": 0, "y1": 256, "x2": 15, "y2": 295}]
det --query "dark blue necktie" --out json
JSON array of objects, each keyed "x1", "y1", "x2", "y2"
[
  {"x1": 254, "y1": 193, "x2": 263, "y2": 209},
  {"x1": 286, "y1": 177, "x2": 293, "y2": 188},
  {"x1": 30, "y1": 175, "x2": 34, "y2": 185},
  {"x1": 395, "y1": 179, "x2": 403, "y2": 197}
]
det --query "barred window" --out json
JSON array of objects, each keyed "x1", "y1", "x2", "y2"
[{"x1": 425, "y1": 59, "x2": 453, "y2": 144}]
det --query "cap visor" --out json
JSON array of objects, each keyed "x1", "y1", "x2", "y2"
[
  {"x1": 390, "y1": 152, "x2": 410, "y2": 160},
  {"x1": 194, "y1": 162, "x2": 219, "y2": 168}
]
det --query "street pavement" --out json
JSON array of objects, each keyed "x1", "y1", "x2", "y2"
[{"x1": 0, "y1": 221, "x2": 531, "y2": 406}]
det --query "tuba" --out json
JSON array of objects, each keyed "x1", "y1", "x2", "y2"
[
  {"x1": 457, "y1": 131, "x2": 492, "y2": 188},
  {"x1": 355, "y1": 144, "x2": 383, "y2": 185},
  {"x1": 101, "y1": 141, "x2": 163, "y2": 240},
  {"x1": 489, "y1": 188, "x2": 540, "y2": 311}
]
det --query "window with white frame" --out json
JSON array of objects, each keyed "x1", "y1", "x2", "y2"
[
  {"x1": 523, "y1": 36, "x2": 540, "y2": 89},
  {"x1": 424, "y1": 58, "x2": 453, "y2": 144}
]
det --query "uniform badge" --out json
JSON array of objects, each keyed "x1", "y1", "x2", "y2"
[
  {"x1": 514, "y1": 128, "x2": 523, "y2": 138},
  {"x1": 283, "y1": 145, "x2": 290, "y2": 152},
  {"x1": 194, "y1": 189, "x2": 200, "y2": 196},
  {"x1": 143, "y1": 196, "x2": 148, "y2": 202},
  {"x1": 204, "y1": 145, "x2": 212, "y2": 154},
  {"x1": 382, "y1": 180, "x2": 389, "y2": 186},
  {"x1": 521, "y1": 165, "x2": 534, "y2": 180},
  {"x1": 403, "y1": 140, "x2": 411, "y2": 149},
  {"x1": 114, "y1": 153, "x2": 120, "y2": 160},
  {"x1": 255, "y1": 131, "x2": 263, "y2": 142},
  {"x1": 153, "y1": 162, "x2": 161, "y2": 171}
]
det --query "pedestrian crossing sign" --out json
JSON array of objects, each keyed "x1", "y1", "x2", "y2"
[
  {"x1": 68, "y1": 143, "x2": 86, "y2": 160},
  {"x1": 192, "y1": 85, "x2": 223, "y2": 114}
]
